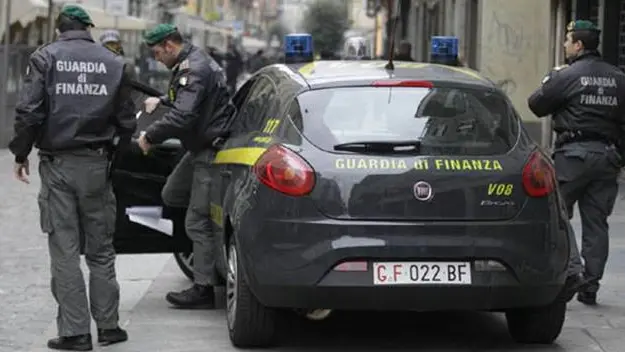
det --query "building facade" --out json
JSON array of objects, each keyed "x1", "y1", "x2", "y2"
[{"x1": 382, "y1": 0, "x2": 621, "y2": 147}]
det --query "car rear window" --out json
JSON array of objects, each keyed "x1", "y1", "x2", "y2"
[{"x1": 288, "y1": 86, "x2": 520, "y2": 156}]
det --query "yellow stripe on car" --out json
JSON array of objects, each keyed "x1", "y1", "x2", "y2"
[
  {"x1": 298, "y1": 62, "x2": 316, "y2": 77},
  {"x1": 431, "y1": 64, "x2": 486, "y2": 81},
  {"x1": 297, "y1": 61, "x2": 484, "y2": 82},
  {"x1": 213, "y1": 147, "x2": 267, "y2": 166}
]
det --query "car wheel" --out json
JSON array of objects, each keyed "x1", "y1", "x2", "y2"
[
  {"x1": 226, "y1": 237, "x2": 279, "y2": 347},
  {"x1": 173, "y1": 252, "x2": 194, "y2": 280},
  {"x1": 505, "y1": 300, "x2": 566, "y2": 344}
]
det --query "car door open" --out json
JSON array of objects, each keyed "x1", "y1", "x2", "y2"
[{"x1": 111, "y1": 85, "x2": 191, "y2": 254}]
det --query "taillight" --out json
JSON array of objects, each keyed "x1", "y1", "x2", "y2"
[
  {"x1": 371, "y1": 80, "x2": 433, "y2": 88},
  {"x1": 522, "y1": 151, "x2": 555, "y2": 197},
  {"x1": 253, "y1": 145, "x2": 315, "y2": 197}
]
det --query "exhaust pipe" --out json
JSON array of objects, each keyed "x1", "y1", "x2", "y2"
[{"x1": 303, "y1": 309, "x2": 333, "y2": 321}]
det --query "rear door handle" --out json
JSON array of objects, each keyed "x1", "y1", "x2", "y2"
[{"x1": 220, "y1": 170, "x2": 232, "y2": 178}]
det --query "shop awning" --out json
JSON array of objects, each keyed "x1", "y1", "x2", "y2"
[
  {"x1": 6, "y1": 0, "x2": 48, "y2": 28},
  {"x1": 0, "y1": 0, "x2": 152, "y2": 38},
  {"x1": 172, "y1": 11, "x2": 231, "y2": 36},
  {"x1": 87, "y1": 6, "x2": 152, "y2": 31}
]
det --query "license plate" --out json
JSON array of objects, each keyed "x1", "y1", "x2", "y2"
[{"x1": 373, "y1": 262, "x2": 472, "y2": 285}]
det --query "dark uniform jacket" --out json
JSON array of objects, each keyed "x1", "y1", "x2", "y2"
[
  {"x1": 145, "y1": 43, "x2": 233, "y2": 153},
  {"x1": 9, "y1": 30, "x2": 137, "y2": 163},
  {"x1": 528, "y1": 51, "x2": 625, "y2": 157},
  {"x1": 117, "y1": 56, "x2": 138, "y2": 81}
]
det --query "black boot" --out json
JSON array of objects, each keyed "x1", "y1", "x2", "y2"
[
  {"x1": 577, "y1": 291, "x2": 598, "y2": 305},
  {"x1": 97, "y1": 326, "x2": 128, "y2": 345},
  {"x1": 166, "y1": 284, "x2": 215, "y2": 309},
  {"x1": 47, "y1": 334, "x2": 92, "y2": 351}
]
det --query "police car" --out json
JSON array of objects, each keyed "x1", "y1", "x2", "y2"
[{"x1": 113, "y1": 35, "x2": 570, "y2": 347}]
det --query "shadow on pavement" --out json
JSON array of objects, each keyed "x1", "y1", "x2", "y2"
[
  {"x1": 270, "y1": 310, "x2": 567, "y2": 351},
  {"x1": 210, "y1": 284, "x2": 571, "y2": 351}
]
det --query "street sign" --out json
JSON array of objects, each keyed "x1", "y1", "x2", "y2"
[
  {"x1": 105, "y1": 0, "x2": 129, "y2": 16},
  {"x1": 231, "y1": 20, "x2": 244, "y2": 35}
]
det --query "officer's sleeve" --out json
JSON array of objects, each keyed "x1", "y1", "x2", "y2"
[
  {"x1": 619, "y1": 84, "x2": 625, "y2": 160},
  {"x1": 527, "y1": 69, "x2": 570, "y2": 117},
  {"x1": 112, "y1": 68, "x2": 138, "y2": 145},
  {"x1": 158, "y1": 95, "x2": 170, "y2": 105},
  {"x1": 144, "y1": 69, "x2": 206, "y2": 144},
  {"x1": 8, "y1": 50, "x2": 48, "y2": 163}
]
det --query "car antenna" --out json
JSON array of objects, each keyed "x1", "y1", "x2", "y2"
[{"x1": 384, "y1": 0, "x2": 400, "y2": 71}]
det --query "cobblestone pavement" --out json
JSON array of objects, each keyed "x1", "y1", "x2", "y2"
[
  {"x1": 2, "y1": 148, "x2": 625, "y2": 351},
  {"x1": 0, "y1": 150, "x2": 56, "y2": 351}
]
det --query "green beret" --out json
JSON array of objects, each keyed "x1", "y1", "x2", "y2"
[
  {"x1": 143, "y1": 24, "x2": 178, "y2": 46},
  {"x1": 61, "y1": 5, "x2": 94, "y2": 26},
  {"x1": 566, "y1": 20, "x2": 599, "y2": 32}
]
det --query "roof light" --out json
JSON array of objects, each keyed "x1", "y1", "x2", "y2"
[
  {"x1": 430, "y1": 36, "x2": 459, "y2": 66},
  {"x1": 284, "y1": 33, "x2": 314, "y2": 64},
  {"x1": 371, "y1": 80, "x2": 434, "y2": 88}
]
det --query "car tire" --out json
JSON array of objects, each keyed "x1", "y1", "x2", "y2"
[
  {"x1": 226, "y1": 237, "x2": 279, "y2": 348},
  {"x1": 505, "y1": 300, "x2": 566, "y2": 344},
  {"x1": 173, "y1": 252, "x2": 194, "y2": 281}
]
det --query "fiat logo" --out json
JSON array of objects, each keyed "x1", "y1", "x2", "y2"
[{"x1": 413, "y1": 181, "x2": 433, "y2": 201}]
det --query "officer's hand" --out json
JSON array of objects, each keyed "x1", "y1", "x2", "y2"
[
  {"x1": 144, "y1": 97, "x2": 160, "y2": 114},
  {"x1": 137, "y1": 134, "x2": 152, "y2": 155},
  {"x1": 14, "y1": 160, "x2": 29, "y2": 184}
]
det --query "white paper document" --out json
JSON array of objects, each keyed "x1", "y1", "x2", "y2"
[{"x1": 125, "y1": 206, "x2": 173, "y2": 236}]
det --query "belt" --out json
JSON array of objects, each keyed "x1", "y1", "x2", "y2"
[
  {"x1": 39, "y1": 143, "x2": 111, "y2": 157},
  {"x1": 555, "y1": 130, "x2": 617, "y2": 148}
]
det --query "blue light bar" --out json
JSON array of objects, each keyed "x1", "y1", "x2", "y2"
[
  {"x1": 284, "y1": 33, "x2": 314, "y2": 64},
  {"x1": 430, "y1": 36, "x2": 458, "y2": 64}
]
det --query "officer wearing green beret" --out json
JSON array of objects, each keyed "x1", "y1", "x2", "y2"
[
  {"x1": 528, "y1": 20, "x2": 625, "y2": 305},
  {"x1": 59, "y1": 4, "x2": 94, "y2": 27},
  {"x1": 138, "y1": 24, "x2": 233, "y2": 309},
  {"x1": 8, "y1": 4, "x2": 135, "y2": 350}
]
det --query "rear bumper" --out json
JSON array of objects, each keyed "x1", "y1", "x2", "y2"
[
  {"x1": 235, "y1": 214, "x2": 569, "y2": 312},
  {"x1": 252, "y1": 284, "x2": 562, "y2": 311}
]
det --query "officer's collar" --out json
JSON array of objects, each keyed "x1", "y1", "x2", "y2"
[
  {"x1": 58, "y1": 30, "x2": 94, "y2": 42},
  {"x1": 172, "y1": 43, "x2": 193, "y2": 70},
  {"x1": 569, "y1": 50, "x2": 601, "y2": 64}
]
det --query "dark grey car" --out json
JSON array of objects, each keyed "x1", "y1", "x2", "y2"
[{"x1": 112, "y1": 61, "x2": 571, "y2": 349}]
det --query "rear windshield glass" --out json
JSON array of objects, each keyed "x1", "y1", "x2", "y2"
[{"x1": 288, "y1": 86, "x2": 519, "y2": 155}]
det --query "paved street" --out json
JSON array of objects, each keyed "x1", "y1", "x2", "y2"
[{"x1": 2, "y1": 148, "x2": 625, "y2": 351}]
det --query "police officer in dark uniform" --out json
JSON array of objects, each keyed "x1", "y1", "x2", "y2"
[
  {"x1": 225, "y1": 40, "x2": 244, "y2": 93},
  {"x1": 99, "y1": 29, "x2": 137, "y2": 80},
  {"x1": 395, "y1": 40, "x2": 415, "y2": 61},
  {"x1": 100, "y1": 29, "x2": 124, "y2": 55},
  {"x1": 528, "y1": 20, "x2": 625, "y2": 305},
  {"x1": 9, "y1": 5, "x2": 136, "y2": 350},
  {"x1": 138, "y1": 24, "x2": 233, "y2": 309}
]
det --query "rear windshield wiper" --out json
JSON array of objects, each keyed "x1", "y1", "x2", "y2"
[{"x1": 333, "y1": 140, "x2": 421, "y2": 154}]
